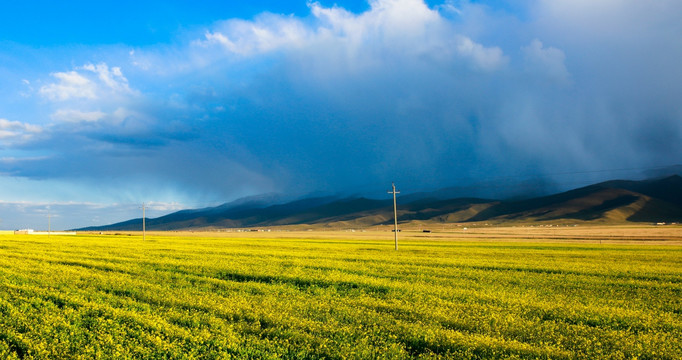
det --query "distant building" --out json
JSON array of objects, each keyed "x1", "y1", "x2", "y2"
[
  {"x1": 14, "y1": 229, "x2": 35, "y2": 235},
  {"x1": 13, "y1": 229, "x2": 76, "y2": 235}
]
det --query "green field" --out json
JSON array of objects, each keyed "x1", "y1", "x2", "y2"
[{"x1": 0, "y1": 231, "x2": 681, "y2": 359}]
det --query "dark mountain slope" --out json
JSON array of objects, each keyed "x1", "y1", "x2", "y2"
[
  {"x1": 598, "y1": 175, "x2": 682, "y2": 207},
  {"x1": 76, "y1": 176, "x2": 682, "y2": 231},
  {"x1": 467, "y1": 176, "x2": 682, "y2": 223}
]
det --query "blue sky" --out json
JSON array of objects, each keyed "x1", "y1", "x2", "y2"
[
  {"x1": 1, "y1": 0, "x2": 681, "y2": 229},
  {"x1": 0, "y1": 1, "x2": 373, "y2": 45}
]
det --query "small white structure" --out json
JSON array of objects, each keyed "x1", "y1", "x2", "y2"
[
  {"x1": 14, "y1": 229, "x2": 35, "y2": 235},
  {"x1": 13, "y1": 229, "x2": 76, "y2": 235}
]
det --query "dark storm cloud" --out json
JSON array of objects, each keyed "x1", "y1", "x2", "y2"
[{"x1": 3, "y1": 0, "x2": 682, "y2": 213}]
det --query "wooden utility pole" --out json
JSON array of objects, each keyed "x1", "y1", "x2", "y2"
[
  {"x1": 388, "y1": 182, "x2": 400, "y2": 250},
  {"x1": 141, "y1": 203, "x2": 146, "y2": 241}
]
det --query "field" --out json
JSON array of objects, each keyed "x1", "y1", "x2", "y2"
[{"x1": 0, "y1": 226, "x2": 681, "y2": 359}]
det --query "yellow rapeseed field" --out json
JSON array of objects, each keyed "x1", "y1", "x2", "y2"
[{"x1": 0, "y1": 228, "x2": 680, "y2": 359}]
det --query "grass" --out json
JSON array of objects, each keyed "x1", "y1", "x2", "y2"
[{"x1": 0, "y1": 228, "x2": 681, "y2": 359}]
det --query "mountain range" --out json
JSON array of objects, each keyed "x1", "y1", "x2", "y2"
[{"x1": 77, "y1": 175, "x2": 682, "y2": 231}]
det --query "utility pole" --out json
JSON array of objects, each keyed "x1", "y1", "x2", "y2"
[
  {"x1": 47, "y1": 209, "x2": 51, "y2": 238},
  {"x1": 141, "y1": 203, "x2": 146, "y2": 241},
  {"x1": 388, "y1": 182, "x2": 400, "y2": 250}
]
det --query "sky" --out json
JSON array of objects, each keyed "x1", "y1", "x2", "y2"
[{"x1": 1, "y1": 0, "x2": 681, "y2": 230}]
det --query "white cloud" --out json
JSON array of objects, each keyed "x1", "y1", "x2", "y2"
[
  {"x1": 456, "y1": 36, "x2": 507, "y2": 71},
  {"x1": 107, "y1": 107, "x2": 156, "y2": 132},
  {"x1": 435, "y1": 1, "x2": 462, "y2": 15},
  {"x1": 522, "y1": 39, "x2": 570, "y2": 83},
  {"x1": 0, "y1": 156, "x2": 49, "y2": 164},
  {"x1": 145, "y1": 201, "x2": 185, "y2": 212},
  {"x1": 51, "y1": 109, "x2": 107, "y2": 123},
  {"x1": 307, "y1": 0, "x2": 445, "y2": 58},
  {"x1": 39, "y1": 71, "x2": 97, "y2": 101},
  {"x1": 37, "y1": 63, "x2": 148, "y2": 141},
  {"x1": 81, "y1": 63, "x2": 132, "y2": 94},
  {"x1": 189, "y1": 0, "x2": 504, "y2": 72},
  {"x1": 129, "y1": 49, "x2": 152, "y2": 71},
  {"x1": 198, "y1": 14, "x2": 309, "y2": 56},
  {"x1": 39, "y1": 63, "x2": 135, "y2": 102},
  {"x1": 0, "y1": 118, "x2": 42, "y2": 144}
]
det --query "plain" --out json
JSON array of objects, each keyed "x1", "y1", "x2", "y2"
[{"x1": 0, "y1": 226, "x2": 681, "y2": 359}]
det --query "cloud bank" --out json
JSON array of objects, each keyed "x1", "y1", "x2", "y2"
[{"x1": 1, "y1": 0, "x2": 681, "y2": 228}]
